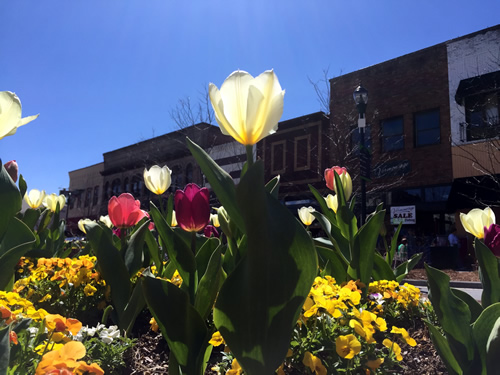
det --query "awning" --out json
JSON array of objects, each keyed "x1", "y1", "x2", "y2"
[
  {"x1": 447, "y1": 174, "x2": 500, "y2": 210},
  {"x1": 455, "y1": 70, "x2": 500, "y2": 104}
]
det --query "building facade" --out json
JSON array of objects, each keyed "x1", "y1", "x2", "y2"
[{"x1": 329, "y1": 24, "x2": 500, "y2": 242}]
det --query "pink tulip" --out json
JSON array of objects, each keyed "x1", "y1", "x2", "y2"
[
  {"x1": 174, "y1": 183, "x2": 210, "y2": 232},
  {"x1": 4, "y1": 160, "x2": 18, "y2": 183},
  {"x1": 324, "y1": 166, "x2": 353, "y2": 200},
  {"x1": 108, "y1": 193, "x2": 145, "y2": 229},
  {"x1": 484, "y1": 223, "x2": 500, "y2": 257}
]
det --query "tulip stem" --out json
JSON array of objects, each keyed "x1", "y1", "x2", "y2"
[{"x1": 246, "y1": 145, "x2": 254, "y2": 167}]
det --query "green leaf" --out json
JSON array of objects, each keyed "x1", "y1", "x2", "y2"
[
  {"x1": 472, "y1": 302, "x2": 500, "y2": 373},
  {"x1": 314, "y1": 243, "x2": 348, "y2": 283},
  {"x1": 474, "y1": 239, "x2": 500, "y2": 307},
  {"x1": 451, "y1": 288, "x2": 483, "y2": 323},
  {"x1": 0, "y1": 217, "x2": 36, "y2": 290},
  {"x1": 195, "y1": 237, "x2": 220, "y2": 278},
  {"x1": 195, "y1": 247, "x2": 222, "y2": 320},
  {"x1": 0, "y1": 326, "x2": 10, "y2": 375},
  {"x1": 120, "y1": 282, "x2": 146, "y2": 335},
  {"x1": 150, "y1": 203, "x2": 197, "y2": 299},
  {"x1": 486, "y1": 316, "x2": 500, "y2": 375},
  {"x1": 395, "y1": 252, "x2": 423, "y2": 283},
  {"x1": 309, "y1": 184, "x2": 336, "y2": 224},
  {"x1": 20, "y1": 208, "x2": 41, "y2": 231},
  {"x1": 0, "y1": 160, "x2": 22, "y2": 242},
  {"x1": 18, "y1": 174, "x2": 27, "y2": 199},
  {"x1": 425, "y1": 264, "x2": 475, "y2": 369},
  {"x1": 312, "y1": 211, "x2": 350, "y2": 261},
  {"x1": 386, "y1": 222, "x2": 402, "y2": 265},
  {"x1": 186, "y1": 137, "x2": 244, "y2": 232},
  {"x1": 372, "y1": 253, "x2": 397, "y2": 281},
  {"x1": 265, "y1": 175, "x2": 280, "y2": 199},
  {"x1": 86, "y1": 222, "x2": 132, "y2": 327},
  {"x1": 124, "y1": 220, "x2": 150, "y2": 277},
  {"x1": 348, "y1": 210, "x2": 385, "y2": 290},
  {"x1": 144, "y1": 229, "x2": 163, "y2": 275},
  {"x1": 142, "y1": 276, "x2": 209, "y2": 375},
  {"x1": 424, "y1": 321, "x2": 462, "y2": 375},
  {"x1": 213, "y1": 161, "x2": 317, "y2": 374}
]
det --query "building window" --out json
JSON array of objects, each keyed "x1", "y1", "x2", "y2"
[
  {"x1": 103, "y1": 182, "x2": 110, "y2": 200},
  {"x1": 294, "y1": 135, "x2": 310, "y2": 171},
  {"x1": 414, "y1": 109, "x2": 440, "y2": 146},
  {"x1": 123, "y1": 178, "x2": 130, "y2": 193},
  {"x1": 93, "y1": 186, "x2": 99, "y2": 206},
  {"x1": 381, "y1": 117, "x2": 404, "y2": 151},
  {"x1": 186, "y1": 164, "x2": 193, "y2": 183},
  {"x1": 351, "y1": 125, "x2": 372, "y2": 153},
  {"x1": 271, "y1": 140, "x2": 286, "y2": 174},
  {"x1": 171, "y1": 166, "x2": 183, "y2": 190},
  {"x1": 84, "y1": 188, "x2": 91, "y2": 208},
  {"x1": 465, "y1": 92, "x2": 499, "y2": 141},
  {"x1": 111, "y1": 178, "x2": 121, "y2": 196},
  {"x1": 132, "y1": 176, "x2": 142, "y2": 196}
]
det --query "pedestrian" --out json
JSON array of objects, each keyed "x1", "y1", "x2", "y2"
[{"x1": 394, "y1": 237, "x2": 408, "y2": 268}]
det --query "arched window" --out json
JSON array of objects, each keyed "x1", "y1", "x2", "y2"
[
  {"x1": 93, "y1": 186, "x2": 99, "y2": 206},
  {"x1": 123, "y1": 177, "x2": 130, "y2": 193},
  {"x1": 103, "y1": 182, "x2": 110, "y2": 200},
  {"x1": 132, "y1": 175, "x2": 142, "y2": 197},
  {"x1": 172, "y1": 166, "x2": 183, "y2": 190},
  {"x1": 111, "y1": 178, "x2": 121, "y2": 196}
]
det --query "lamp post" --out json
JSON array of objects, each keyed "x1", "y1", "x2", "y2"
[{"x1": 353, "y1": 85, "x2": 368, "y2": 225}]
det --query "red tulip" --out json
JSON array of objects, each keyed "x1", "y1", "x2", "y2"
[
  {"x1": 108, "y1": 193, "x2": 145, "y2": 229},
  {"x1": 484, "y1": 223, "x2": 500, "y2": 257},
  {"x1": 4, "y1": 160, "x2": 18, "y2": 183},
  {"x1": 174, "y1": 183, "x2": 210, "y2": 232}
]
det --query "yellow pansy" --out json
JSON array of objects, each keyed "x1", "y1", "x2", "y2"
[
  {"x1": 391, "y1": 326, "x2": 416, "y2": 346},
  {"x1": 208, "y1": 331, "x2": 225, "y2": 347},
  {"x1": 302, "y1": 351, "x2": 327, "y2": 375},
  {"x1": 366, "y1": 357, "x2": 384, "y2": 370},
  {"x1": 383, "y1": 339, "x2": 403, "y2": 361},
  {"x1": 336, "y1": 334, "x2": 361, "y2": 359}
]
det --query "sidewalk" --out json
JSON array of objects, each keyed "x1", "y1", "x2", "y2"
[{"x1": 403, "y1": 279, "x2": 482, "y2": 302}]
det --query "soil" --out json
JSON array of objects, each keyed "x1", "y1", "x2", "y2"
[{"x1": 406, "y1": 268, "x2": 480, "y2": 282}]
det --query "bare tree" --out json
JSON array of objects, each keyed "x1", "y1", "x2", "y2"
[{"x1": 169, "y1": 85, "x2": 215, "y2": 129}]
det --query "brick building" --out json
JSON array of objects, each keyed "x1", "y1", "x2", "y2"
[{"x1": 329, "y1": 24, "x2": 500, "y2": 240}]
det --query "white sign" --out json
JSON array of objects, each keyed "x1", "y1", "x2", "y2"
[{"x1": 390, "y1": 205, "x2": 416, "y2": 225}]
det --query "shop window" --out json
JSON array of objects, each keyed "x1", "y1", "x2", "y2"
[
  {"x1": 464, "y1": 92, "x2": 499, "y2": 141},
  {"x1": 381, "y1": 117, "x2": 404, "y2": 151},
  {"x1": 414, "y1": 109, "x2": 440, "y2": 146}
]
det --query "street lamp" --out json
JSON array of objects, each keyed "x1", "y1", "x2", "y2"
[{"x1": 353, "y1": 85, "x2": 368, "y2": 225}]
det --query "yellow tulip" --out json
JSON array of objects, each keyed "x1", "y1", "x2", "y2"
[
  {"x1": 0, "y1": 91, "x2": 39, "y2": 140},
  {"x1": 78, "y1": 219, "x2": 95, "y2": 234},
  {"x1": 210, "y1": 213, "x2": 220, "y2": 227},
  {"x1": 325, "y1": 194, "x2": 338, "y2": 213},
  {"x1": 144, "y1": 165, "x2": 172, "y2": 195},
  {"x1": 43, "y1": 193, "x2": 66, "y2": 212},
  {"x1": 460, "y1": 207, "x2": 495, "y2": 239},
  {"x1": 298, "y1": 206, "x2": 316, "y2": 226},
  {"x1": 209, "y1": 70, "x2": 285, "y2": 145},
  {"x1": 24, "y1": 189, "x2": 46, "y2": 209}
]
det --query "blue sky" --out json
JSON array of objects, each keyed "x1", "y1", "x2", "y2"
[{"x1": 1, "y1": 1, "x2": 499, "y2": 196}]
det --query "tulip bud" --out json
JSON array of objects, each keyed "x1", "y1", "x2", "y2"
[
  {"x1": 171, "y1": 210, "x2": 178, "y2": 227},
  {"x1": 108, "y1": 193, "x2": 144, "y2": 229},
  {"x1": 3, "y1": 160, "x2": 18, "y2": 183},
  {"x1": 210, "y1": 213, "x2": 220, "y2": 227},
  {"x1": 298, "y1": 207, "x2": 316, "y2": 226},
  {"x1": 43, "y1": 193, "x2": 66, "y2": 212},
  {"x1": 209, "y1": 70, "x2": 285, "y2": 145},
  {"x1": 174, "y1": 184, "x2": 210, "y2": 232},
  {"x1": 78, "y1": 218, "x2": 95, "y2": 234},
  {"x1": 24, "y1": 189, "x2": 46, "y2": 209},
  {"x1": 99, "y1": 215, "x2": 113, "y2": 228},
  {"x1": 324, "y1": 166, "x2": 353, "y2": 201},
  {"x1": 144, "y1": 165, "x2": 172, "y2": 195},
  {"x1": 324, "y1": 194, "x2": 338, "y2": 213}
]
